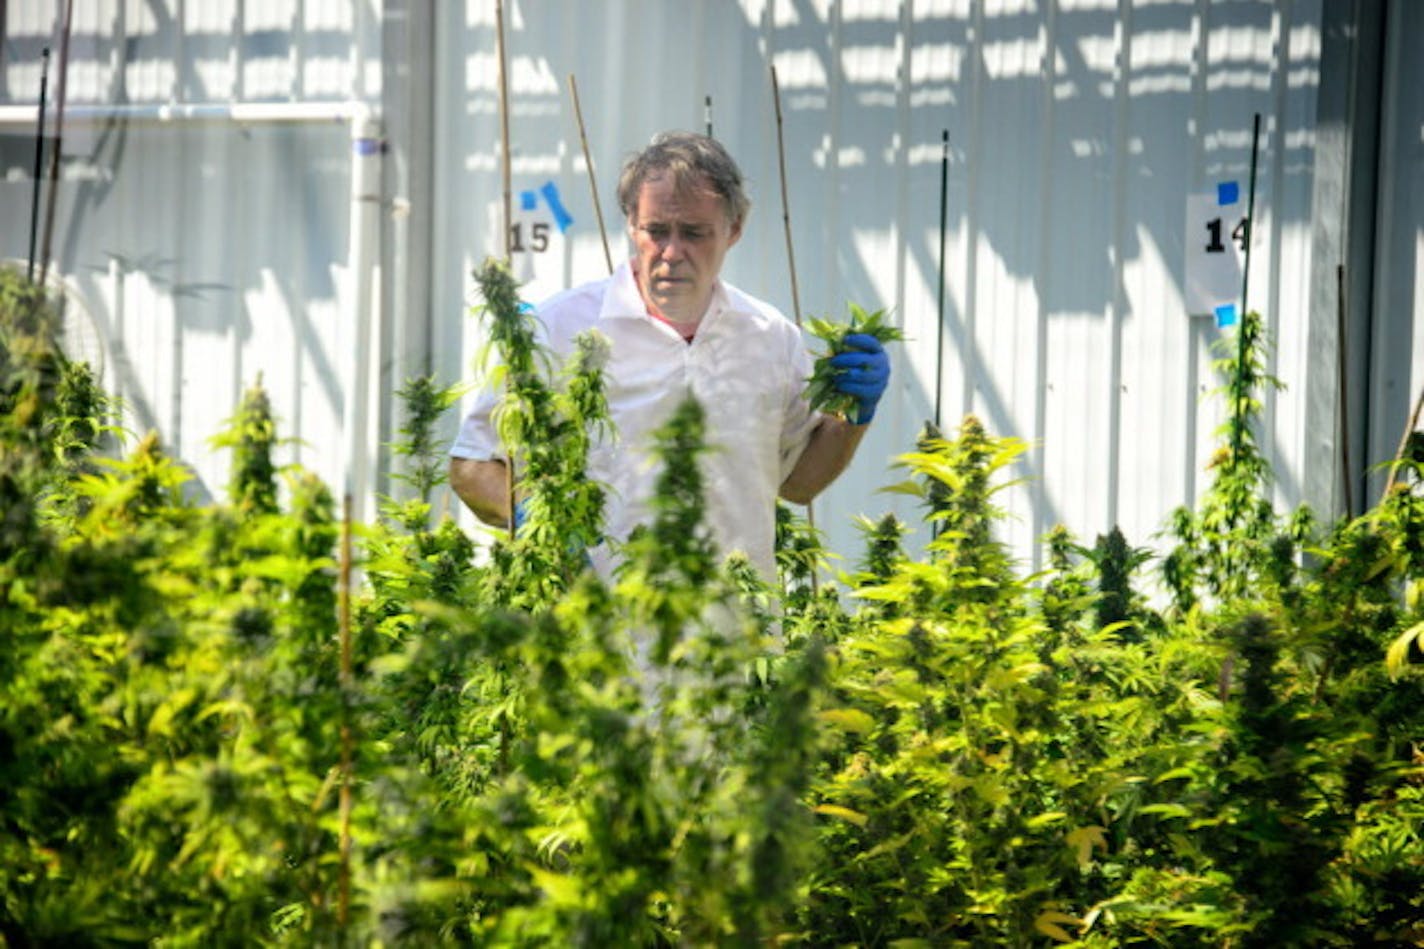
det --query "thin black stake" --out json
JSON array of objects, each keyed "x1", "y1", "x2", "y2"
[
  {"x1": 28, "y1": 47, "x2": 50, "y2": 283},
  {"x1": 1238, "y1": 112, "x2": 1261, "y2": 320},
  {"x1": 1230, "y1": 112, "x2": 1262, "y2": 461},
  {"x1": 705, "y1": 94, "x2": 713, "y2": 137},
  {"x1": 40, "y1": 0, "x2": 75, "y2": 287},
  {"x1": 933, "y1": 128, "x2": 949, "y2": 431}
]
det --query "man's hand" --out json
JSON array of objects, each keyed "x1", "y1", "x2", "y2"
[{"x1": 829, "y1": 333, "x2": 891, "y2": 425}]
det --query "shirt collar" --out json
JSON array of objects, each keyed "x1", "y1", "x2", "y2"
[{"x1": 600, "y1": 260, "x2": 733, "y2": 327}]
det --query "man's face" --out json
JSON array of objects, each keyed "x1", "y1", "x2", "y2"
[{"x1": 628, "y1": 172, "x2": 742, "y2": 325}]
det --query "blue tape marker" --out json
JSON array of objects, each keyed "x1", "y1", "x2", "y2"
[
  {"x1": 540, "y1": 180, "x2": 574, "y2": 233},
  {"x1": 520, "y1": 190, "x2": 537, "y2": 211},
  {"x1": 1215, "y1": 303, "x2": 1238, "y2": 328},
  {"x1": 1217, "y1": 181, "x2": 1239, "y2": 206},
  {"x1": 354, "y1": 137, "x2": 381, "y2": 156}
]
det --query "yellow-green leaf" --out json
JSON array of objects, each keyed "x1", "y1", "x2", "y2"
[
  {"x1": 1153, "y1": 766, "x2": 1194, "y2": 784},
  {"x1": 1065, "y1": 825, "x2": 1108, "y2": 867},
  {"x1": 1034, "y1": 909, "x2": 1082, "y2": 943},
  {"x1": 972, "y1": 775, "x2": 1009, "y2": 807},
  {"x1": 1026, "y1": 811, "x2": 1068, "y2": 829},
  {"x1": 814, "y1": 804, "x2": 869, "y2": 827},
  {"x1": 818, "y1": 708, "x2": 876, "y2": 735},
  {"x1": 1386, "y1": 621, "x2": 1424, "y2": 681},
  {"x1": 147, "y1": 687, "x2": 198, "y2": 737},
  {"x1": 528, "y1": 864, "x2": 584, "y2": 907}
]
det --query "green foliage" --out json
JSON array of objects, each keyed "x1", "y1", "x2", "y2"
[
  {"x1": 1164, "y1": 310, "x2": 1282, "y2": 606},
  {"x1": 802, "y1": 420, "x2": 1081, "y2": 946},
  {"x1": 778, "y1": 500, "x2": 827, "y2": 614},
  {"x1": 210, "y1": 376, "x2": 281, "y2": 515},
  {"x1": 805, "y1": 301, "x2": 905, "y2": 420},
  {"x1": 0, "y1": 266, "x2": 65, "y2": 561},
  {"x1": 2, "y1": 289, "x2": 1421, "y2": 948},
  {"x1": 391, "y1": 373, "x2": 464, "y2": 503},
  {"x1": 475, "y1": 257, "x2": 609, "y2": 608}
]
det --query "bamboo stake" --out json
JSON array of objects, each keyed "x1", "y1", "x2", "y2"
[
  {"x1": 337, "y1": 494, "x2": 354, "y2": 928},
  {"x1": 1383, "y1": 383, "x2": 1424, "y2": 500},
  {"x1": 568, "y1": 74, "x2": 613, "y2": 275},
  {"x1": 494, "y1": 0, "x2": 516, "y2": 532},
  {"x1": 771, "y1": 66, "x2": 804, "y2": 327},
  {"x1": 495, "y1": 0, "x2": 512, "y2": 263},
  {"x1": 39, "y1": 0, "x2": 73, "y2": 287},
  {"x1": 771, "y1": 65, "x2": 818, "y2": 595}
]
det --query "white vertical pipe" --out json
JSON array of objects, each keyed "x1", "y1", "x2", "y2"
[{"x1": 344, "y1": 105, "x2": 382, "y2": 525}]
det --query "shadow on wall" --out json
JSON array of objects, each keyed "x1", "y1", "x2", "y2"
[{"x1": 433, "y1": 0, "x2": 1318, "y2": 563}]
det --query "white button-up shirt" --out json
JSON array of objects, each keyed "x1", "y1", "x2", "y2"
[{"x1": 452, "y1": 261, "x2": 820, "y2": 582}]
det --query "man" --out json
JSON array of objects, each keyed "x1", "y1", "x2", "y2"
[{"x1": 449, "y1": 131, "x2": 889, "y2": 582}]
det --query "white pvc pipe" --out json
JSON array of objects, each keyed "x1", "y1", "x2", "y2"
[
  {"x1": 0, "y1": 100, "x2": 367, "y2": 127},
  {"x1": 343, "y1": 104, "x2": 383, "y2": 526}
]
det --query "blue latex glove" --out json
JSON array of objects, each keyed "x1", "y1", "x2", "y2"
[{"x1": 829, "y1": 333, "x2": 891, "y2": 425}]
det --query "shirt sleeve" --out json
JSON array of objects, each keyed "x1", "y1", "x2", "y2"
[
  {"x1": 450, "y1": 295, "x2": 566, "y2": 462},
  {"x1": 449, "y1": 381, "x2": 506, "y2": 461}
]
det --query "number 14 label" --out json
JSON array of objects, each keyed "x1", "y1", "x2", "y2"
[
  {"x1": 1184, "y1": 182, "x2": 1247, "y2": 321},
  {"x1": 1204, "y1": 215, "x2": 1247, "y2": 255}
]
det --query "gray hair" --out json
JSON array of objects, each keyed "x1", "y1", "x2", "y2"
[{"x1": 616, "y1": 131, "x2": 751, "y2": 227}]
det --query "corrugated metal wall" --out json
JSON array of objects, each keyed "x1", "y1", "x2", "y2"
[
  {"x1": 0, "y1": 0, "x2": 380, "y2": 503},
  {"x1": 1368, "y1": 0, "x2": 1424, "y2": 504},
  {"x1": 3, "y1": 1, "x2": 1417, "y2": 576},
  {"x1": 430, "y1": 0, "x2": 1328, "y2": 569}
]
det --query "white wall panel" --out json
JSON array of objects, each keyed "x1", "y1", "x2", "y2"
[
  {"x1": 12, "y1": 1, "x2": 1406, "y2": 586},
  {"x1": 0, "y1": 2, "x2": 371, "y2": 502}
]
